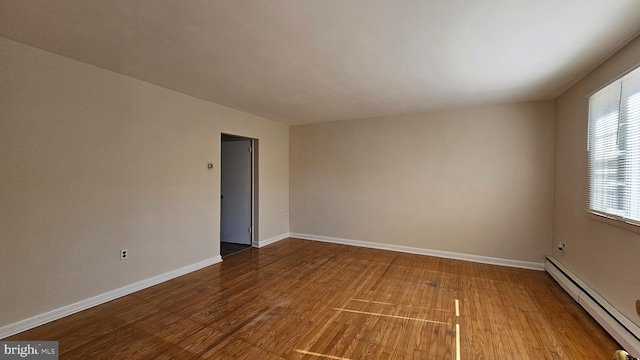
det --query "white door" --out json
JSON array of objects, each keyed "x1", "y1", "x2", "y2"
[{"x1": 220, "y1": 138, "x2": 252, "y2": 245}]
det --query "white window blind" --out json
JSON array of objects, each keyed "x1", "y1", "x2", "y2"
[{"x1": 588, "y1": 65, "x2": 640, "y2": 224}]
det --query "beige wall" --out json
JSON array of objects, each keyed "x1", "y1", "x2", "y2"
[
  {"x1": 554, "y1": 35, "x2": 640, "y2": 328},
  {"x1": 0, "y1": 37, "x2": 289, "y2": 328},
  {"x1": 290, "y1": 101, "x2": 555, "y2": 263}
]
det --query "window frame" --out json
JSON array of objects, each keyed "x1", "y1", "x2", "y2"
[{"x1": 587, "y1": 64, "x2": 640, "y2": 228}]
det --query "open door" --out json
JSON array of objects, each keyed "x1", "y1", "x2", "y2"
[{"x1": 220, "y1": 134, "x2": 253, "y2": 245}]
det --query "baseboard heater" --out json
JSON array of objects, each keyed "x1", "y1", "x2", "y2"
[{"x1": 545, "y1": 257, "x2": 640, "y2": 357}]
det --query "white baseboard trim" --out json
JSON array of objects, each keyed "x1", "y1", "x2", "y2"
[
  {"x1": 256, "y1": 233, "x2": 290, "y2": 248},
  {"x1": 289, "y1": 233, "x2": 544, "y2": 271},
  {"x1": 545, "y1": 257, "x2": 640, "y2": 357},
  {"x1": 0, "y1": 255, "x2": 222, "y2": 339}
]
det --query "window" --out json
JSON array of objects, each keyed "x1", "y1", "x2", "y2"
[{"x1": 588, "y1": 65, "x2": 640, "y2": 224}]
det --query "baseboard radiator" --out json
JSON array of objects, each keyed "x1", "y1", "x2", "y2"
[{"x1": 545, "y1": 257, "x2": 640, "y2": 357}]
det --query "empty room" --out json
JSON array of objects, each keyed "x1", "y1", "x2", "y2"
[{"x1": 2, "y1": 1, "x2": 640, "y2": 359}]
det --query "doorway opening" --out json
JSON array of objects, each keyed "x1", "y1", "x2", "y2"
[{"x1": 220, "y1": 134, "x2": 258, "y2": 258}]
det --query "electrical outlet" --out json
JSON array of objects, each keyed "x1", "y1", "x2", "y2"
[
  {"x1": 120, "y1": 249, "x2": 128, "y2": 260},
  {"x1": 285, "y1": 213, "x2": 289, "y2": 220},
  {"x1": 636, "y1": 299, "x2": 640, "y2": 317}
]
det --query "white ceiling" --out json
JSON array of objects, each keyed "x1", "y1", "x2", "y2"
[{"x1": 2, "y1": 1, "x2": 640, "y2": 125}]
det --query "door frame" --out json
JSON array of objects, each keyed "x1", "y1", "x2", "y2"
[{"x1": 220, "y1": 133, "x2": 258, "y2": 247}]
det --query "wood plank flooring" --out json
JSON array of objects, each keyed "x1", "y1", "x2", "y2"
[{"x1": 5, "y1": 238, "x2": 620, "y2": 359}]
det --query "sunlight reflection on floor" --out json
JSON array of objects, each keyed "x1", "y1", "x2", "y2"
[
  {"x1": 298, "y1": 297, "x2": 461, "y2": 359},
  {"x1": 332, "y1": 307, "x2": 451, "y2": 325},
  {"x1": 295, "y1": 349, "x2": 354, "y2": 360}
]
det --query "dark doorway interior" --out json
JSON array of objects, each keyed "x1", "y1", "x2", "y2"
[{"x1": 220, "y1": 242, "x2": 251, "y2": 257}]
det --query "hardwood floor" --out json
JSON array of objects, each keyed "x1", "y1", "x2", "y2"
[{"x1": 5, "y1": 238, "x2": 620, "y2": 359}]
